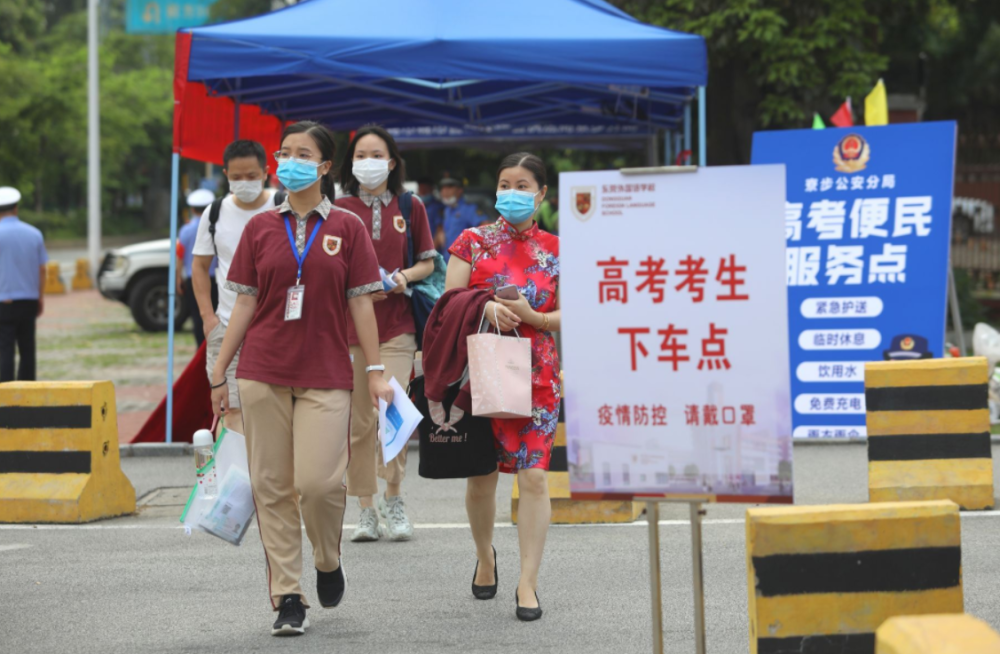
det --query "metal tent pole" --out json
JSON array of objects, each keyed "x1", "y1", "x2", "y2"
[
  {"x1": 166, "y1": 153, "x2": 180, "y2": 443},
  {"x1": 87, "y1": 0, "x2": 101, "y2": 276},
  {"x1": 647, "y1": 501, "x2": 663, "y2": 654},
  {"x1": 664, "y1": 130, "x2": 673, "y2": 166},
  {"x1": 684, "y1": 102, "x2": 692, "y2": 155},
  {"x1": 698, "y1": 86, "x2": 707, "y2": 166},
  {"x1": 690, "y1": 502, "x2": 707, "y2": 654}
]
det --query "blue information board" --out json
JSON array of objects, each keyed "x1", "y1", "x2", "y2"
[
  {"x1": 751, "y1": 122, "x2": 956, "y2": 438},
  {"x1": 126, "y1": 0, "x2": 216, "y2": 34}
]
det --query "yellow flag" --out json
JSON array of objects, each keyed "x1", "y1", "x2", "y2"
[{"x1": 865, "y1": 79, "x2": 888, "y2": 126}]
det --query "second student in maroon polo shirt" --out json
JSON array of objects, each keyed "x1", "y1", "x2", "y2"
[
  {"x1": 210, "y1": 121, "x2": 393, "y2": 638},
  {"x1": 336, "y1": 125, "x2": 437, "y2": 543}
]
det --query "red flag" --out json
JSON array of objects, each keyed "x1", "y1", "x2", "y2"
[{"x1": 830, "y1": 98, "x2": 854, "y2": 128}]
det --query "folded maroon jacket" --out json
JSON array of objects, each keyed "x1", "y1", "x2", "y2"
[{"x1": 422, "y1": 287, "x2": 491, "y2": 410}]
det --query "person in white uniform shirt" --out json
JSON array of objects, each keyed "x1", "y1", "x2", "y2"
[{"x1": 192, "y1": 140, "x2": 277, "y2": 431}]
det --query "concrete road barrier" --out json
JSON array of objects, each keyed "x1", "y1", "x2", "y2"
[
  {"x1": 865, "y1": 358, "x2": 995, "y2": 510},
  {"x1": 747, "y1": 500, "x2": 963, "y2": 654},
  {"x1": 512, "y1": 403, "x2": 642, "y2": 524},
  {"x1": 0, "y1": 381, "x2": 136, "y2": 523},
  {"x1": 43, "y1": 261, "x2": 66, "y2": 294},
  {"x1": 877, "y1": 614, "x2": 1000, "y2": 653},
  {"x1": 71, "y1": 258, "x2": 93, "y2": 291}
]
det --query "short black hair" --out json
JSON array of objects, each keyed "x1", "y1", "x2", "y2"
[
  {"x1": 223, "y1": 140, "x2": 267, "y2": 170},
  {"x1": 0, "y1": 203, "x2": 17, "y2": 213},
  {"x1": 339, "y1": 124, "x2": 406, "y2": 197}
]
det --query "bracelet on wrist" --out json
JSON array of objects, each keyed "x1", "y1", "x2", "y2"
[
  {"x1": 211, "y1": 377, "x2": 228, "y2": 390},
  {"x1": 399, "y1": 271, "x2": 410, "y2": 285}
]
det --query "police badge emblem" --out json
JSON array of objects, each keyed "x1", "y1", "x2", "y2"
[
  {"x1": 322, "y1": 235, "x2": 342, "y2": 256},
  {"x1": 833, "y1": 133, "x2": 870, "y2": 173},
  {"x1": 571, "y1": 186, "x2": 596, "y2": 222},
  {"x1": 393, "y1": 215, "x2": 406, "y2": 234}
]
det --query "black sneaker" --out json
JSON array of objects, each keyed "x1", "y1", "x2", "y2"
[
  {"x1": 272, "y1": 594, "x2": 309, "y2": 636},
  {"x1": 317, "y1": 563, "x2": 346, "y2": 608}
]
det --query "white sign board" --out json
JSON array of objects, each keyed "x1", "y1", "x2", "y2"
[{"x1": 560, "y1": 166, "x2": 793, "y2": 503}]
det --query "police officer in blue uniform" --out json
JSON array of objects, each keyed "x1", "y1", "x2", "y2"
[
  {"x1": 439, "y1": 177, "x2": 486, "y2": 261},
  {"x1": 0, "y1": 186, "x2": 48, "y2": 382}
]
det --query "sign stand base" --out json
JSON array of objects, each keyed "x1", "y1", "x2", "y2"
[{"x1": 646, "y1": 500, "x2": 707, "y2": 654}]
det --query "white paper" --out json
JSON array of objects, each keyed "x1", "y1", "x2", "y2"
[
  {"x1": 378, "y1": 376, "x2": 422, "y2": 464},
  {"x1": 380, "y1": 267, "x2": 399, "y2": 292},
  {"x1": 197, "y1": 466, "x2": 255, "y2": 546}
]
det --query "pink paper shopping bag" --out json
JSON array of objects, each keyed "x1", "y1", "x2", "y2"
[{"x1": 467, "y1": 307, "x2": 532, "y2": 419}]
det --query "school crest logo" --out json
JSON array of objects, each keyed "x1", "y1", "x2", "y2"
[
  {"x1": 833, "y1": 133, "x2": 870, "y2": 173},
  {"x1": 393, "y1": 215, "x2": 406, "y2": 234},
  {"x1": 571, "y1": 186, "x2": 596, "y2": 222},
  {"x1": 322, "y1": 235, "x2": 342, "y2": 256}
]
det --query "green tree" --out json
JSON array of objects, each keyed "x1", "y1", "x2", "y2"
[{"x1": 613, "y1": 0, "x2": 959, "y2": 164}]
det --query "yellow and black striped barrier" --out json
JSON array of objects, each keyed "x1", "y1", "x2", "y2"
[
  {"x1": 877, "y1": 614, "x2": 1000, "y2": 653},
  {"x1": 0, "y1": 381, "x2": 136, "y2": 523},
  {"x1": 512, "y1": 402, "x2": 642, "y2": 524},
  {"x1": 747, "y1": 500, "x2": 963, "y2": 654},
  {"x1": 71, "y1": 258, "x2": 93, "y2": 291},
  {"x1": 865, "y1": 358, "x2": 995, "y2": 510}
]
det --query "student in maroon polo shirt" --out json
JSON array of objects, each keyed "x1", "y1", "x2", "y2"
[
  {"x1": 210, "y1": 121, "x2": 392, "y2": 637},
  {"x1": 336, "y1": 125, "x2": 436, "y2": 543}
]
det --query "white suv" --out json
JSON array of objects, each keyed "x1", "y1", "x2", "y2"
[{"x1": 98, "y1": 239, "x2": 189, "y2": 332}]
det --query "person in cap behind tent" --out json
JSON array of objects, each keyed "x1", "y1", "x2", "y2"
[
  {"x1": 417, "y1": 176, "x2": 445, "y2": 252},
  {"x1": 0, "y1": 186, "x2": 48, "y2": 382},
  {"x1": 177, "y1": 188, "x2": 217, "y2": 347},
  {"x1": 440, "y1": 177, "x2": 487, "y2": 261}
]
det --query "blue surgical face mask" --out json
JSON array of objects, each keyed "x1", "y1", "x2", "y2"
[
  {"x1": 495, "y1": 189, "x2": 538, "y2": 222},
  {"x1": 277, "y1": 157, "x2": 322, "y2": 192}
]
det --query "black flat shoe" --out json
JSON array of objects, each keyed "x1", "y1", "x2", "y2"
[
  {"x1": 472, "y1": 546, "x2": 498, "y2": 600},
  {"x1": 515, "y1": 590, "x2": 542, "y2": 622},
  {"x1": 317, "y1": 564, "x2": 346, "y2": 608}
]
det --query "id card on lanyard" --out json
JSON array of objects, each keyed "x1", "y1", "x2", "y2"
[{"x1": 283, "y1": 214, "x2": 324, "y2": 321}]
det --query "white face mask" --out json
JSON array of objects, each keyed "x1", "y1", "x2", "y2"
[
  {"x1": 442, "y1": 196, "x2": 458, "y2": 207},
  {"x1": 229, "y1": 180, "x2": 263, "y2": 203},
  {"x1": 353, "y1": 158, "x2": 391, "y2": 189}
]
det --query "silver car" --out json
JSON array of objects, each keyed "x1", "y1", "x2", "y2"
[{"x1": 98, "y1": 239, "x2": 189, "y2": 332}]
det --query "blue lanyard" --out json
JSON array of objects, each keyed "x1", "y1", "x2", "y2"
[{"x1": 284, "y1": 215, "x2": 324, "y2": 284}]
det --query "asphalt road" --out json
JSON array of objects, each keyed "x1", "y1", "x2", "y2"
[{"x1": 2, "y1": 444, "x2": 999, "y2": 654}]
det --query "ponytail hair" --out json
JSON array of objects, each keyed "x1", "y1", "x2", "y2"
[{"x1": 280, "y1": 121, "x2": 337, "y2": 199}]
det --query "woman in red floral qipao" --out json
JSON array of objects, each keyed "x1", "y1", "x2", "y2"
[{"x1": 445, "y1": 153, "x2": 560, "y2": 622}]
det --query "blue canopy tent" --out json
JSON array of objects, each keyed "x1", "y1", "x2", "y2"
[{"x1": 165, "y1": 0, "x2": 708, "y2": 441}]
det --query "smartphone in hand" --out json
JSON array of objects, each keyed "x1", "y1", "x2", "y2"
[{"x1": 496, "y1": 284, "x2": 520, "y2": 301}]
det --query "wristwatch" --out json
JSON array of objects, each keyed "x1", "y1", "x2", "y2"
[{"x1": 365, "y1": 365, "x2": 386, "y2": 374}]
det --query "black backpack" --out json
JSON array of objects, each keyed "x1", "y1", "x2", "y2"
[{"x1": 207, "y1": 190, "x2": 285, "y2": 256}]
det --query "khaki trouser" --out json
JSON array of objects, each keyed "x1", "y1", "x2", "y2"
[
  {"x1": 238, "y1": 379, "x2": 351, "y2": 609},
  {"x1": 346, "y1": 333, "x2": 417, "y2": 497}
]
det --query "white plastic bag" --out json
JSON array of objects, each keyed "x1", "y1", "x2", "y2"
[{"x1": 180, "y1": 428, "x2": 255, "y2": 545}]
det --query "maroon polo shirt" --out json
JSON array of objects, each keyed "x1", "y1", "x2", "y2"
[
  {"x1": 226, "y1": 204, "x2": 381, "y2": 390},
  {"x1": 335, "y1": 193, "x2": 436, "y2": 345}
]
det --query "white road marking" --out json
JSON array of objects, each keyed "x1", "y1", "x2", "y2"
[
  {"x1": 0, "y1": 511, "x2": 995, "y2": 531},
  {"x1": 0, "y1": 544, "x2": 33, "y2": 552}
]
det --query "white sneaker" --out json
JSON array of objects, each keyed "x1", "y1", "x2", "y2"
[
  {"x1": 378, "y1": 495, "x2": 414, "y2": 541},
  {"x1": 351, "y1": 507, "x2": 380, "y2": 542}
]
